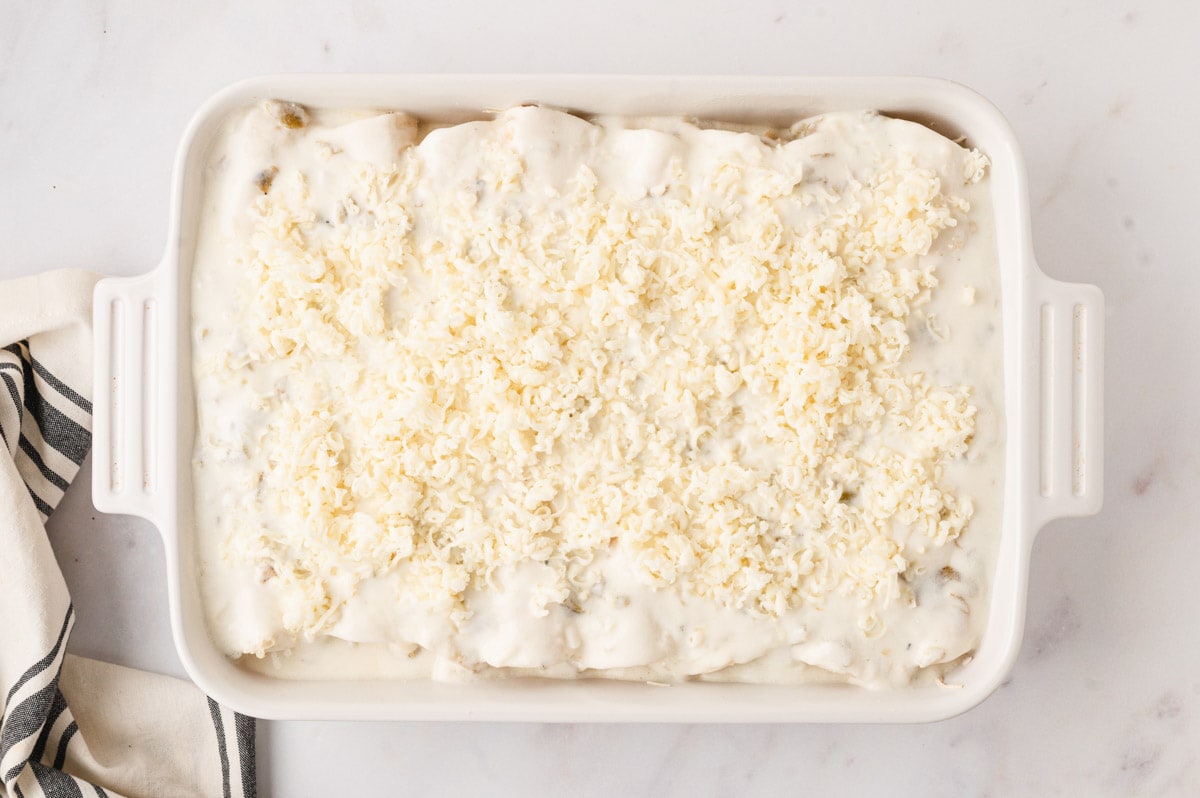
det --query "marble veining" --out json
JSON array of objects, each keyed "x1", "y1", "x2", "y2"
[{"x1": 6, "y1": 0, "x2": 1199, "y2": 795}]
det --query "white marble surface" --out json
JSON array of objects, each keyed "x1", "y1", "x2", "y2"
[{"x1": 4, "y1": 0, "x2": 1199, "y2": 794}]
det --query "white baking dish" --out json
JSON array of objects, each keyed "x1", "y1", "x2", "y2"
[{"x1": 91, "y1": 75, "x2": 1103, "y2": 722}]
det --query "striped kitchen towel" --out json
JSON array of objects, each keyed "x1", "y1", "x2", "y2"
[{"x1": 0, "y1": 270, "x2": 255, "y2": 798}]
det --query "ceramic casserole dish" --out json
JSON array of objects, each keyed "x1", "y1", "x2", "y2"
[{"x1": 91, "y1": 75, "x2": 1103, "y2": 722}]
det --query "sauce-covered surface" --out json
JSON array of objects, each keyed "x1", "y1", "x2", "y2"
[{"x1": 191, "y1": 101, "x2": 1003, "y2": 688}]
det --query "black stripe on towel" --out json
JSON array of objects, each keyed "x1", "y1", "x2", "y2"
[
  {"x1": 26, "y1": 487, "x2": 55, "y2": 519},
  {"x1": 5, "y1": 609, "x2": 72, "y2": 704},
  {"x1": 30, "y1": 357, "x2": 92, "y2": 415},
  {"x1": 51, "y1": 721, "x2": 77, "y2": 771},
  {"x1": 19, "y1": 437, "x2": 71, "y2": 492},
  {"x1": 2, "y1": 344, "x2": 89, "y2": 465},
  {"x1": 0, "y1": 372, "x2": 22, "y2": 439},
  {"x1": 0, "y1": 355, "x2": 28, "y2": 422},
  {"x1": 25, "y1": 388, "x2": 89, "y2": 467},
  {"x1": 29, "y1": 688, "x2": 68, "y2": 766},
  {"x1": 1, "y1": 679, "x2": 59, "y2": 783},
  {"x1": 1, "y1": 610, "x2": 73, "y2": 781},
  {"x1": 235, "y1": 713, "x2": 256, "y2": 798},
  {"x1": 30, "y1": 759, "x2": 84, "y2": 798},
  {"x1": 2, "y1": 342, "x2": 92, "y2": 414},
  {"x1": 0, "y1": 361, "x2": 25, "y2": 381},
  {"x1": 208, "y1": 697, "x2": 232, "y2": 798}
]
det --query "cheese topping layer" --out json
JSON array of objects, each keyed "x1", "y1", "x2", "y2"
[{"x1": 192, "y1": 102, "x2": 1004, "y2": 687}]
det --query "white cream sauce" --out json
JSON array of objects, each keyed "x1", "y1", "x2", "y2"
[{"x1": 191, "y1": 102, "x2": 1003, "y2": 688}]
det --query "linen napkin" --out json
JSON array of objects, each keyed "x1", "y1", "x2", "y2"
[{"x1": 0, "y1": 270, "x2": 255, "y2": 798}]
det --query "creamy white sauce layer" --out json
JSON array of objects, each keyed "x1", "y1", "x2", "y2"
[{"x1": 191, "y1": 102, "x2": 1003, "y2": 688}]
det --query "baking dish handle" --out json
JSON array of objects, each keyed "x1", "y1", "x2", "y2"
[
  {"x1": 92, "y1": 270, "x2": 165, "y2": 524},
  {"x1": 1031, "y1": 271, "x2": 1104, "y2": 528}
]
